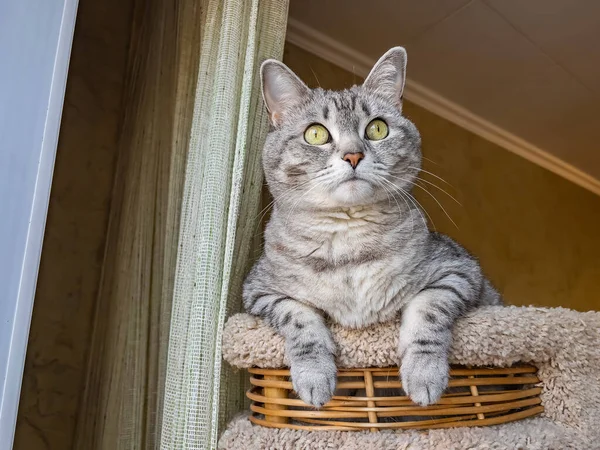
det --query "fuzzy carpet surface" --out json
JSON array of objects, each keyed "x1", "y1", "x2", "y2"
[{"x1": 220, "y1": 306, "x2": 600, "y2": 449}]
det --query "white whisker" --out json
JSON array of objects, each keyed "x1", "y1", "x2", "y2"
[
  {"x1": 256, "y1": 169, "x2": 336, "y2": 230},
  {"x1": 386, "y1": 173, "x2": 462, "y2": 206},
  {"x1": 421, "y1": 155, "x2": 441, "y2": 167},
  {"x1": 418, "y1": 182, "x2": 459, "y2": 229},
  {"x1": 414, "y1": 177, "x2": 462, "y2": 206},
  {"x1": 283, "y1": 176, "x2": 333, "y2": 229},
  {"x1": 383, "y1": 174, "x2": 457, "y2": 230},
  {"x1": 375, "y1": 175, "x2": 415, "y2": 236},
  {"x1": 254, "y1": 179, "x2": 312, "y2": 230},
  {"x1": 374, "y1": 176, "x2": 413, "y2": 237},
  {"x1": 408, "y1": 166, "x2": 453, "y2": 187},
  {"x1": 377, "y1": 175, "x2": 430, "y2": 231}
]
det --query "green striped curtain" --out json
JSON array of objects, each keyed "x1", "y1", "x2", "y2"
[{"x1": 160, "y1": 1, "x2": 289, "y2": 448}]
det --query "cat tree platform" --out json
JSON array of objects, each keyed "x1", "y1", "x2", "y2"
[{"x1": 219, "y1": 306, "x2": 600, "y2": 449}]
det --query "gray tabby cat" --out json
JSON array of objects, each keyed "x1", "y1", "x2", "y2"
[{"x1": 243, "y1": 47, "x2": 502, "y2": 408}]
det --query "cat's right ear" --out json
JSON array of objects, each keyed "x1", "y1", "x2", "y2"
[{"x1": 260, "y1": 60, "x2": 310, "y2": 127}]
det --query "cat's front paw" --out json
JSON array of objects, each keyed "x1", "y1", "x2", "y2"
[
  {"x1": 401, "y1": 352, "x2": 449, "y2": 406},
  {"x1": 290, "y1": 357, "x2": 337, "y2": 408}
]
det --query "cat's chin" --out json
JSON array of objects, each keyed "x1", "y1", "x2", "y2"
[{"x1": 327, "y1": 179, "x2": 379, "y2": 206}]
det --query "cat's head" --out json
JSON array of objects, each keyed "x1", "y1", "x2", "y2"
[{"x1": 260, "y1": 47, "x2": 421, "y2": 210}]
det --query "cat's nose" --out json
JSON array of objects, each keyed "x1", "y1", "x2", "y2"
[{"x1": 342, "y1": 152, "x2": 364, "y2": 169}]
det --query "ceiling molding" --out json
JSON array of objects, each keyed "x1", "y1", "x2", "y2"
[{"x1": 286, "y1": 18, "x2": 600, "y2": 197}]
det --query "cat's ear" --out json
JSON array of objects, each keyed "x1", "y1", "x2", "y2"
[
  {"x1": 363, "y1": 47, "x2": 407, "y2": 109},
  {"x1": 261, "y1": 60, "x2": 310, "y2": 127}
]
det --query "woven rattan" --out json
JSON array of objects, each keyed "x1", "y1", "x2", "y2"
[{"x1": 247, "y1": 365, "x2": 543, "y2": 431}]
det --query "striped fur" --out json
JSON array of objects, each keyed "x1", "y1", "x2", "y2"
[{"x1": 244, "y1": 47, "x2": 502, "y2": 408}]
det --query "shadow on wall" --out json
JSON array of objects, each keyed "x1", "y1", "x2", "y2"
[{"x1": 279, "y1": 43, "x2": 600, "y2": 312}]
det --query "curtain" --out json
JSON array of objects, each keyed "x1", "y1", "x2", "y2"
[
  {"x1": 160, "y1": 1, "x2": 289, "y2": 449},
  {"x1": 74, "y1": 0, "x2": 288, "y2": 447},
  {"x1": 74, "y1": 0, "x2": 202, "y2": 448}
]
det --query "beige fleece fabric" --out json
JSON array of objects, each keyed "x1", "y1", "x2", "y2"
[{"x1": 220, "y1": 306, "x2": 600, "y2": 449}]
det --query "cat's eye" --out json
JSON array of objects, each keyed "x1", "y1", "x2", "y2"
[
  {"x1": 304, "y1": 124, "x2": 330, "y2": 145},
  {"x1": 365, "y1": 119, "x2": 389, "y2": 141}
]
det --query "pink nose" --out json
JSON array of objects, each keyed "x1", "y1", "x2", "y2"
[{"x1": 342, "y1": 152, "x2": 364, "y2": 169}]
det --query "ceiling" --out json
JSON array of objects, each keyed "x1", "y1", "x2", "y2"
[{"x1": 288, "y1": 0, "x2": 600, "y2": 189}]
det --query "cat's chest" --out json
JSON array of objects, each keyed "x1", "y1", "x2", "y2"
[
  {"x1": 295, "y1": 259, "x2": 410, "y2": 328},
  {"x1": 274, "y1": 211, "x2": 418, "y2": 327}
]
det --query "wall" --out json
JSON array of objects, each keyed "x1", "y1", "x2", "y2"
[
  {"x1": 13, "y1": 0, "x2": 135, "y2": 447},
  {"x1": 283, "y1": 43, "x2": 600, "y2": 311}
]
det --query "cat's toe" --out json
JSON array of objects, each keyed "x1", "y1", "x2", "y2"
[
  {"x1": 401, "y1": 353, "x2": 449, "y2": 406},
  {"x1": 291, "y1": 360, "x2": 337, "y2": 408}
]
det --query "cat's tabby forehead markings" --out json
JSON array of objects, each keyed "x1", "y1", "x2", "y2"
[{"x1": 245, "y1": 47, "x2": 502, "y2": 409}]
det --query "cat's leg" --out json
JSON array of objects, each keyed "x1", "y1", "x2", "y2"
[
  {"x1": 246, "y1": 293, "x2": 337, "y2": 407},
  {"x1": 399, "y1": 285, "x2": 468, "y2": 406}
]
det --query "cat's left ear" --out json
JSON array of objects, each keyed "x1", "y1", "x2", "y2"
[{"x1": 363, "y1": 47, "x2": 407, "y2": 110}]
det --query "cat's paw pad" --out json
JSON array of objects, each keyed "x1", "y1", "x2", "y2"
[
  {"x1": 401, "y1": 352, "x2": 449, "y2": 406},
  {"x1": 291, "y1": 359, "x2": 337, "y2": 408}
]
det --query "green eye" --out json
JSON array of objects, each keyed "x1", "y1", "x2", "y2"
[
  {"x1": 365, "y1": 119, "x2": 389, "y2": 141},
  {"x1": 304, "y1": 124, "x2": 330, "y2": 145}
]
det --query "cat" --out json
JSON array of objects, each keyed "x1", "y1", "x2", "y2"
[{"x1": 243, "y1": 46, "x2": 502, "y2": 408}]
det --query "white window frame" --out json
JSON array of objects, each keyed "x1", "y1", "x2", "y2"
[{"x1": 0, "y1": 0, "x2": 78, "y2": 447}]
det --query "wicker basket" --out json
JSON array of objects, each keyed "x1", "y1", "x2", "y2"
[{"x1": 247, "y1": 365, "x2": 543, "y2": 431}]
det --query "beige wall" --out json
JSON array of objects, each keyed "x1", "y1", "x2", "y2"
[{"x1": 283, "y1": 43, "x2": 600, "y2": 312}]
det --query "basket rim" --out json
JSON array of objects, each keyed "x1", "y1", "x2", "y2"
[
  {"x1": 247, "y1": 363, "x2": 543, "y2": 431},
  {"x1": 248, "y1": 365, "x2": 538, "y2": 376},
  {"x1": 247, "y1": 386, "x2": 543, "y2": 406}
]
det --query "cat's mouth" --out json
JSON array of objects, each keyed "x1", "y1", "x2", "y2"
[
  {"x1": 340, "y1": 173, "x2": 370, "y2": 185},
  {"x1": 336, "y1": 175, "x2": 374, "y2": 194},
  {"x1": 326, "y1": 173, "x2": 378, "y2": 206}
]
